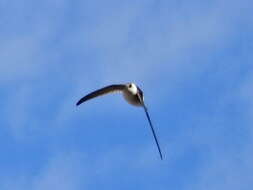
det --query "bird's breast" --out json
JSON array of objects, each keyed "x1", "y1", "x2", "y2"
[{"x1": 122, "y1": 90, "x2": 141, "y2": 107}]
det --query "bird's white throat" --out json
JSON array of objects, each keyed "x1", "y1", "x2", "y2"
[{"x1": 128, "y1": 83, "x2": 138, "y2": 94}]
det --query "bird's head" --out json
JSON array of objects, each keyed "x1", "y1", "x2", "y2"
[{"x1": 127, "y1": 83, "x2": 138, "y2": 95}]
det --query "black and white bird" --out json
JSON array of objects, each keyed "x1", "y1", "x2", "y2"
[{"x1": 76, "y1": 83, "x2": 163, "y2": 160}]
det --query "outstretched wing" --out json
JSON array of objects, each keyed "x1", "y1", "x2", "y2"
[
  {"x1": 76, "y1": 84, "x2": 125, "y2": 106},
  {"x1": 137, "y1": 92, "x2": 163, "y2": 160}
]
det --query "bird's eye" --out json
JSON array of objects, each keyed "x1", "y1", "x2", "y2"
[{"x1": 129, "y1": 84, "x2": 132, "y2": 88}]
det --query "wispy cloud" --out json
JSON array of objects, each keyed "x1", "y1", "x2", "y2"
[
  {"x1": 1, "y1": 0, "x2": 253, "y2": 189},
  {"x1": 0, "y1": 151, "x2": 86, "y2": 190}
]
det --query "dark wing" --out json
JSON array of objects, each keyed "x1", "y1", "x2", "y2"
[
  {"x1": 76, "y1": 84, "x2": 125, "y2": 106},
  {"x1": 137, "y1": 92, "x2": 163, "y2": 160},
  {"x1": 137, "y1": 87, "x2": 144, "y2": 102}
]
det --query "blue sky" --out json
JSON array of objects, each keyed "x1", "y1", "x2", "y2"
[{"x1": 1, "y1": 0, "x2": 253, "y2": 189}]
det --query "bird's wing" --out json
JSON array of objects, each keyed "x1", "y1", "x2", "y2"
[
  {"x1": 137, "y1": 92, "x2": 163, "y2": 160},
  {"x1": 76, "y1": 84, "x2": 125, "y2": 106}
]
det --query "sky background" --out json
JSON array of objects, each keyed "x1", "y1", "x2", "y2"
[{"x1": 0, "y1": 0, "x2": 253, "y2": 189}]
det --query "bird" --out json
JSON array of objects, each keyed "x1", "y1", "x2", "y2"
[{"x1": 76, "y1": 82, "x2": 163, "y2": 160}]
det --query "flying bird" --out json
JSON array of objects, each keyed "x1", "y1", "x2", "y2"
[{"x1": 76, "y1": 83, "x2": 163, "y2": 160}]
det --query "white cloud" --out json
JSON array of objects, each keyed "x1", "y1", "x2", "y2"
[
  {"x1": 4, "y1": 86, "x2": 34, "y2": 140},
  {"x1": 0, "y1": 35, "x2": 44, "y2": 83},
  {"x1": 191, "y1": 144, "x2": 253, "y2": 190},
  {"x1": 32, "y1": 152, "x2": 85, "y2": 190},
  {"x1": 0, "y1": 151, "x2": 86, "y2": 190},
  {"x1": 240, "y1": 74, "x2": 253, "y2": 117},
  {"x1": 64, "y1": 0, "x2": 252, "y2": 93},
  {"x1": 1, "y1": 0, "x2": 253, "y2": 189}
]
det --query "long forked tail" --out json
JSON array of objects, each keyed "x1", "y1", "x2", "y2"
[
  {"x1": 137, "y1": 93, "x2": 163, "y2": 160},
  {"x1": 143, "y1": 105, "x2": 163, "y2": 160}
]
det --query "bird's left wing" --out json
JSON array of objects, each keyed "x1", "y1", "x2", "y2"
[{"x1": 76, "y1": 84, "x2": 125, "y2": 106}]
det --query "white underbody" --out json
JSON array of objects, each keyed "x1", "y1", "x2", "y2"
[{"x1": 122, "y1": 89, "x2": 141, "y2": 106}]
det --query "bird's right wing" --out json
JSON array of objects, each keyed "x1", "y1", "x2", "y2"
[{"x1": 76, "y1": 84, "x2": 125, "y2": 106}]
